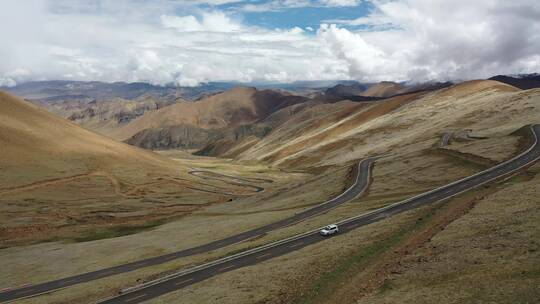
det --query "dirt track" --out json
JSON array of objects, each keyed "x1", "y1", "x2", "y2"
[{"x1": 0, "y1": 169, "x2": 271, "y2": 198}]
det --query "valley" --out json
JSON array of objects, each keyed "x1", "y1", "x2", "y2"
[
  {"x1": 1, "y1": 76, "x2": 539, "y2": 304},
  {"x1": 2, "y1": 2, "x2": 539, "y2": 303}
]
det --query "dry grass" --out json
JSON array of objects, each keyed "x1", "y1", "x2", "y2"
[
  {"x1": 1, "y1": 82, "x2": 538, "y2": 304},
  {"x1": 0, "y1": 157, "x2": 346, "y2": 303},
  {"x1": 4, "y1": 126, "x2": 489, "y2": 304},
  {"x1": 359, "y1": 163, "x2": 540, "y2": 304},
  {"x1": 147, "y1": 129, "x2": 535, "y2": 304},
  {"x1": 236, "y1": 81, "x2": 539, "y2": 169},
  {"x1": 282, "y1": 133, "x2": 539, "y2": 304},
  {"x1": 0, "y1": 92, "x2": 305, "y2": 247}
]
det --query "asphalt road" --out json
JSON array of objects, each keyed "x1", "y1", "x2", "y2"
[
  {"x1": 0, "y1": 157, "x2": 377, "y2": 303},
  {"x1": 99, "y1": 124, "x2": 540, "y2": 304}
]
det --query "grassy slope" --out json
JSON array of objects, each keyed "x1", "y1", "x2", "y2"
[
  {"x1": 0, "y1": 92, "x2": 301, "y2": 247},
  {"x1": 237, "y1": 80, "x2": 539, "y2": 169},
  {"x1": 2, "y1": 80, "x2": 539, "y2": 303},
  {"x1": 150, "y1": 82, "x2": 539, "y2": 304}
]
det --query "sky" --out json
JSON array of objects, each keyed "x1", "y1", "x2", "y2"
[{"x1": 1, "y1": 0, "x2": 539, "y2": 87}]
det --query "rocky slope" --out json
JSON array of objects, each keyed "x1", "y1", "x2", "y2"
[
  {"x1": 59, "y1": 97, "x2": 178, "y2": 137},
  {"x1": 489, "y1": 73, "x2": 540, "y2": 90},
  {"x1": 117, "y1": 87, "x2": 308, "y2": 149}
]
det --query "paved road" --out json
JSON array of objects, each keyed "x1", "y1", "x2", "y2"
[
  {"x1": 0, "y1": 158, "x2": 377, "y2": 303},
  {"x1": 99, "y1": 124, "x2": 540, "y2": 304}
]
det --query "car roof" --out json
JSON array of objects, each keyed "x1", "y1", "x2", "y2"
[{"x1": 327, "y1": 224, "x2": 337, "y2": 228}]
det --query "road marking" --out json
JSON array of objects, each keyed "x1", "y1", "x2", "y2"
[
  {"x1": 289, "y1": 242, "x2": 304, "y2": 248},
  {"x1": 218, "y1": 264, "x2": 236, "y2": 272},
  {"x1": 125, "y1": 293, "x2": 147, "y2": 303},
  {"x1": 255, "y1": 252, "x2": 273, "y2": 260},
  {"x1": 174, "y1": 278, "x2": 194, "y2": 286}
]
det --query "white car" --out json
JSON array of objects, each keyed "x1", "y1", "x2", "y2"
[{"x1": 320, "y1": 224, "x2": 339, "y2": 236}]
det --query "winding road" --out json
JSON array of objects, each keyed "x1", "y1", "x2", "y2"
[
  {"x1": 0, "y1": 157, "x2": 377, "y2": 303},
  {"x1": 98, "y1": 124, "x2": 540, "y2": 304}
]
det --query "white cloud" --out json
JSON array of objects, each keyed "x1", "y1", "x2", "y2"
[
  {"x1": 239, "y1": 0, "x2": 360, "y2": 12},
  {"x1": 184, "y1": 0, "x2": 245, "y2": 4},
  {"x1": 319, "y1": 0, "x2": 361, "y2": 6},
  {"x1": 0, "y1": 68, "x2": 31, "y2": 87},
  {"x1": 0, "y1": 0, "x2": 349, "y2": 86},
  {"x1": 0, "y1": 0, "x2": 539, "y2": 86},
  {"x1": 319, "y1": 0, "x2": 540, "y2": 82},
  {"x1": 161, "y1": 11, "x2": 242, "y2": 32}
]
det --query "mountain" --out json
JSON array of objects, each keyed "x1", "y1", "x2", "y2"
[
  {"x1": 319, "y1": 80, "x2": 453, "y2": 103},
  {"x1": 321, "y1": 81, "x2": 404, "y2": 100},
  {"x1": 0, "y1": 91, "x2": 181, "y2": 189},
  {"x1": 361, "y1": 81, "x2": 405, "y2": 97},
  {"x1": 488, "y1": 74, "x2": 540, "y2": 90},
  {"x1": 204, "y1": 80, "x2": 538, "y2": 168},
  {"x1": 323, "y1": 82, "x2": 368, "y2": 98},
  {"x1": 0, "y1": 80, "x2": 231, "y2": 103},
  {"x1": 0, "y1": 90, "x2": 260, "y2": 247},
  {"x1": 1, "y1": 80, "x2": 364, "y2": 104},
  {"x1": 40, "y1": 96, "x2": 179, "y2": 137},
  {"x1": 3, "y1": 80, "x2": 175, "y2": 101},
  {"x1": 116, "y1": 87, "x2": 309, "y2": 149}
]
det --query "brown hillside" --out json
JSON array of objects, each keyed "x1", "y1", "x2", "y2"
[
  {"x1": 1, "y1": 91, "x2": 272, "y2": 246},
  {"x1": 236, "y1": 80, "x2": 533, "y2": 168},
  {"x1": 363, "y1": 81, "x2": 405, "y2": 97},
  {"x1": 0, "y1": 91, "x2": 179, "y2": 188},
  {"x1": 112, "y1": 87, "x2": 307, "y2": 141},
  {"x1": 34, "y1": 97, "x2": 177, "y2": 138}
]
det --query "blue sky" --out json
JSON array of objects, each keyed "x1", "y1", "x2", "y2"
[
  {"x1": 217, "y1": 1, "x2": 373, "y2": 31},
  {"x1": 1, "y1": 0, "x2": 539, "y2": 86}
]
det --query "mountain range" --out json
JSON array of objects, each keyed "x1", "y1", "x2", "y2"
[{"x1": 2, "y1": 73, "x2": 540, "y2": 303}]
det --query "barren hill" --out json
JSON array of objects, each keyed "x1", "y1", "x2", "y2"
[
  {"x1": 0, "y1": 91, "x2": 179, "y2": 189},
  {"x1": 0, "y1": 91, "x2": 274, "y2": 246},
  {"x1": 489, "y1": 74, "x2": 540, "y2": 90},
  {"x1": 319, "y1": 81, "x2": 452, "y2": 103},
  {"x1": 39, "y1": 97, "x2": 178, "y2": 137},
  {"x1": 324, "y1": 82, "x2": 367, "y2": 98},
  {"x1": 223, "y1": 80, "x2": 538, "y2": 168},
  {"x1": 115, "y1": 87, "x2": 308, "y2": 149},
  {"x1": 362, "y1": 81, "x2": 405, "y2": 97}
]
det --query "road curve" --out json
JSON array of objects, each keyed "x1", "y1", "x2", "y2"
[
  {"x1": 0, "y1": 158, "x2": 377, "y2": 303},
  {"x1": 99, "y1": 124, "x2": 540, "y2": 304}
]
